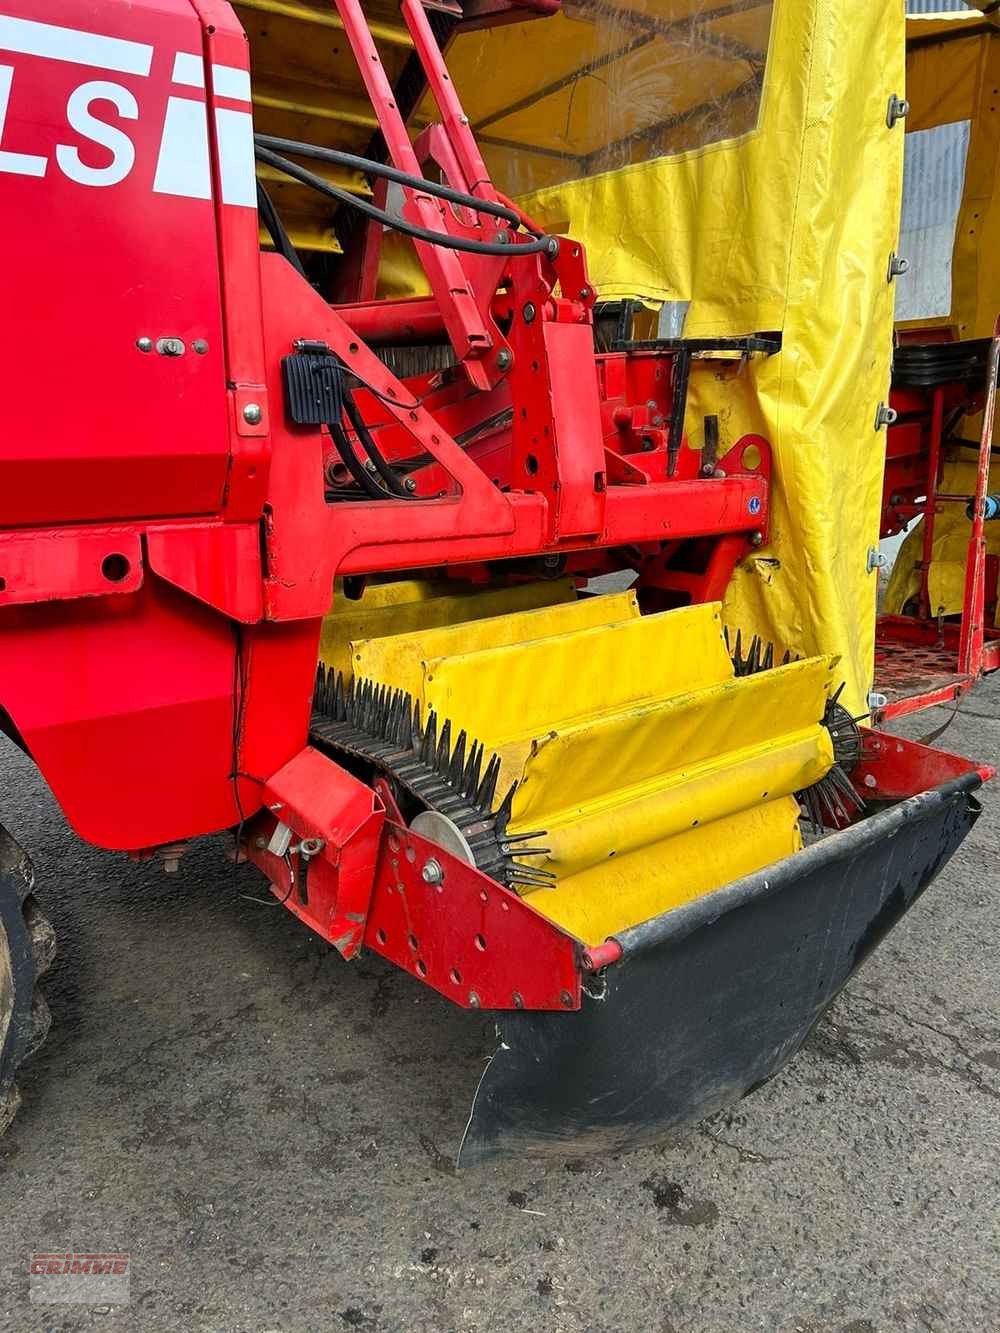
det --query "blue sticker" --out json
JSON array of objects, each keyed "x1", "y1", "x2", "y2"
[{"x1": 748, "y1": 497, "x2": 762, "y2": 515}]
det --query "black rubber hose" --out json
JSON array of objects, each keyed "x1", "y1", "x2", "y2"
[
  {"x1": 256, "y1": 181, "x2": 306, "y2": 277},
  {"x1": 254, "y1": 146, "x2": 559, "y2": 259},
  {"x1": 328, "y1": 418, "x2": 392, "y2": 499},
  {"x1": 341, "y1": 389, "x2": 411, "y2": 498},
  {"x1": 255, "y1": 133, "x2": 531, "y2": 231}
]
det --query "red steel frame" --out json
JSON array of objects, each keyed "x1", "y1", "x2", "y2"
[
  {"x1": 0, "y1": 0, "x2": 988, "y2": 1013},
  {"x1": 875, "y1": 317, "x2": 1000, "y2": 722}
]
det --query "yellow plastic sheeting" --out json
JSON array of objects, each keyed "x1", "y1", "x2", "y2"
[
  {"x1": 318, "y1": 577, "x2": 578, "y2": 678},
  {"x1": 441, "y1": 1, "x2": 772, "y2": 199},
  {"x1": 522, "y1": 799, "x2": 800, "y2": 946},
  {"x1": 351, "y1": 593, "x2": 836, "y2": 946},
  {"x1": 905, "y1": 14, "x2": 985, "y2": 133},
  {"x1": 353, "y1": 590, "x2": 640, "y2": 700},
  {"x1": 417, "y1": 601, "x2": 731, "y2": 746},
  {"x1": 427, "y1": 1, "x2": 905, "y2": 714},
  {"x1": 883, "y1": 459, "x2": 1000, "y2": 620}
]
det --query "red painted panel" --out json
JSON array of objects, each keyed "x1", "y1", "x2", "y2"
[
  {"x1": 365, "y1": 823, "x2": 581, "y2": 1012},
  {"x1": 0, "y1": 0, "x2": 230, "y2": 525},
  {"x1": 0, "y1": 578, "x2": 240, "y2": 847}
]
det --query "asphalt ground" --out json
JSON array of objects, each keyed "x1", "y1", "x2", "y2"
[{"x1": 0, "y1": 680, "x2": 997, "y2": 1331}]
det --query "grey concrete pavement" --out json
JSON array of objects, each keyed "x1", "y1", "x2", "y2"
[{"x1": 0, "y1": 681, "x2": 998, "y2": 1331}]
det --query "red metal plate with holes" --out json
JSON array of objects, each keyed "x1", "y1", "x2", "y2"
[
  {"x1": 853, "y1": 727, "x2": 993, "y2": 802},
  {"x1": 365, "y1": 823, "x2": 581, "y2": 1012},
  {"x1": 0, "y1": 527, "x2": 142, "y2": 605}
]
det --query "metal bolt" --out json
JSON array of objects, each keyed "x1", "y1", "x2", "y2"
[
  {"x1": 495, "y1": 229, "x2": 509, "y2": 245},
  {"x1": 496, "y1": 349, "x2": 513, "y2": 371},
  {"x1": 887, "y1": 252, "x2": 910, "y2": 283},
  {"x1": 421, "y1": 857, "x2": 444, "y2": 886},
  {"x1": 641, "y1": 436, "x2": 655, "y2": 452},
  {"x1": 468, "y1": 991, "x2": 481, "y2": 1009},
  {"x1": 867, "y1": 546, "x2": 889, "y2": 574},
  {"x1": 886, "y1": 93, "x2": 909, "y2": 129},
  {"x1": 749, "y1": 530, "x2": 764, "y2": 547},
  {"x1": 404, "y1": 477, "x2": 417, "y2": 493},
  {"x1": 522, "y1": 302, "x2": 536, "y2": 324},
  {"x1": 243, "y1": 403, "x2": 263, "y2": 425},
  {"x1": 512, "y1": 992, "x2": 524, "y2": 1009},
  {"x1": 156, "y1": 337, "x2": 185, "y2": 357},
  {"x1": 136, "y1": 336, "x2": 153, "y2": 353},
  {"x1": 254, "y1": 835, "x2": 268, "y2": 850},
  {"x1": 874, "y1": 402, "x2": 897, "y2": 430},
  {"x1": 579, "y1": 286, "x2": 592, "y2": 300},
  {"x1": 192, "y1": 339, "x2": 209, "y2": 355},
  {"x1": 559, "y1": 989, "x2": 574, "y2": 1009}
]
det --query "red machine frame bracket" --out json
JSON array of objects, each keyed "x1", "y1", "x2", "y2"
[{"x1": 365, "y1": 823, "x2": 582, "y2": 1012}]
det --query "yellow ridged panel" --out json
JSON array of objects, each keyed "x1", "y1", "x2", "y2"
[
  {"x1": 523, "y1": 798, "x2": 802, "y2": 947},
  {"x1": 527, "y1": 730, "x2": 831, "y2": 879},
  {"x1": 419, "y1": 602, "x2": 732, "y2": 746},
  {"x1": 359, "y1": 590, "x2": 640, "y2": 704},
  {"x1": 503, "y1": 656, "x2": 837, "y2": 825},
  {"x1": 319, "y1": 578, "x2": 578, "y2": 679},
  {"x1": 328, "y1": 591, "x2": 838, "y2": 941}
]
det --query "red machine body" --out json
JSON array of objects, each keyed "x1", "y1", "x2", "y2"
[
  {"x1": 0, "y1": 0, "x2": 993, "y2": 1166},
  {"x1": 0, "y1": 0, "x2": 989, "y2": 1023},
  {"x1": 0, "y1": 0, "x2": 770, "y2": 856}
]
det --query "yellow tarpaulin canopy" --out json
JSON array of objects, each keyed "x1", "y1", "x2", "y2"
[
  {"x1": 439, "y1": 0, "x2": 906, "y2": 713},
  {"x1": 240, "y1": 0, "x2": 908, "y2": 712}
]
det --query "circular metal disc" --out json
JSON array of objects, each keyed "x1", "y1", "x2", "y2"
[{"x1": 410, "y1": 810, "x2": 476, "y2": 865}]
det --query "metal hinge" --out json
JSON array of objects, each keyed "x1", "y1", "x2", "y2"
[
  {"x1": 875, "y1": 402, "x2": 898, "y2": 430},
  {"x1": 887, "y1": 93, "x2": 909, "y2": 129}
]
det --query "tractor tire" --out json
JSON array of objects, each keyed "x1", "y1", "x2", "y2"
[{"x1": 0, "y1": 825, "x2": 54, "y2": 1137}]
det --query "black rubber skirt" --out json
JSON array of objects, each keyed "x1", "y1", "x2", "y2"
[{"x1": 460, "y1": 774, "x2": 981, "y2": 1165}]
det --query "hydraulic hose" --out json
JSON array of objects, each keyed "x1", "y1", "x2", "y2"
[
  {"x1": 256, "y1": 181, "x2": 306, "y2": 277},
  {"x1": 341, "y1": 389, "x2": 411, "y2": 498},
  {"x1": 328, "y1": 419, "x2": 392, "y2": 500},
  {"x1": 255, "y1": 133, "x2": 533, "y2": 231},
  {"x1": 254, "y1": 146, "x2": 559, "y2": 259}
]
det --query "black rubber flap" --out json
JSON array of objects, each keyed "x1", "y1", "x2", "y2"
[
  {"x1": 892, "y1": 338, "x2": 991, "y2": 388},
  {"x1": 459, "y1": 776, "x2": 981, "y2": 1165}
]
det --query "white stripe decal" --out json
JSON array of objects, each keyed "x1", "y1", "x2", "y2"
[
  {"x1": 0, "y1": 14, "x2": 152, "y2": 77},
  {"x1": 215, "y1": 107, "x2": 257, "y2": 207},
  {"x1": 0, "y1": 65, "x2": 46, "y2": 176},
  {"x1": 172, "y1": 52, "x2": 205, "y2": 90},
  {"x1": 153, "y1": 97, "x2": 211, "y2": 201},
  {"x1": 212, "y1": 63, "x2": 251, "y2": 103}
]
